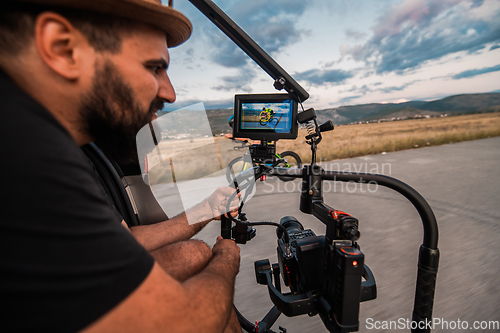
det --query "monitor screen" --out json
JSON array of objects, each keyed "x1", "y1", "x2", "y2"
[
  {"x1": 234, "y1": 94, "x2": 298, "y2": 141},
  {"x1": 240, "y1": 100, "x2": 293, "y2": 132}
]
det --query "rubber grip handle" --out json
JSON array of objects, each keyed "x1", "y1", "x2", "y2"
[
  {"x1": 411, "y1": 246, "x2": 439, "y2": 333},
  {"x1": 220, "y1": 215, "x2": 232, "y2": 239}
]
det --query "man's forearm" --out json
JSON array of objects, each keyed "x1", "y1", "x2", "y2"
[
  {"x1": 153, "y1": 238, "x2": 240, "y2": 330},
  {"x1": 129, "y1": 186, "x2": 239, "y2": 252},
  {"x1": 129, "y1": 197, "x2": 215, "y2": 251},
  {"x1": 183, "y1": 253, "x2": 239, "y2": 330},
  {"x1": 129, "y1": 213, "x2": 208, "y2": 251},
  {"x1": 150, "y1": 239, "x2": 212, "y2": 282},
  {"x1": 82, "y1": 241, "x2": 241, "y2": 333}
]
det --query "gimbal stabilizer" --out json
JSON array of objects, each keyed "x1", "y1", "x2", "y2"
[
  {"x1": 221, "y1": 109, "x2": 439, "y2": 333},
  {"x1": 222, "y1": 163, "x2": 439, "y2": 333}
]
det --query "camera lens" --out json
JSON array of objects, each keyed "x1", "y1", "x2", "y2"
[
  {"x1": 343, "y1": 227, "x2": 360, "y2": 241},
  {"x1": 339, "y1": 216, "x2": 360, "y2": 241},
  {"x1": 277, "y1": 216, "x2": 304, "y2": 239}
]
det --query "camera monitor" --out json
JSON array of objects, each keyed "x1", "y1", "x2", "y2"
[{"x1": 233, "y1": 93, "x2": 298, "y2": 141}]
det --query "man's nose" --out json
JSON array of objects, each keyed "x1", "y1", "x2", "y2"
[{"x1": 158, "y1": 73, "x2": 176, "y2": 103}]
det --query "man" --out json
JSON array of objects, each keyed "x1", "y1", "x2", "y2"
[{"x1": 0, "y1": 0, "x2": 241, "y2": 332}]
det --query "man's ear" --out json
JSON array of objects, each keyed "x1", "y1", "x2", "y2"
[{"x1": 35, "y1": 12, "x2": 90, "y2": 80}]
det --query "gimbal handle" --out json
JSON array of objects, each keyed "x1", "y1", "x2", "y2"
[{"x1": 254, "y1": 259, "x2": 377, "y2": 316}]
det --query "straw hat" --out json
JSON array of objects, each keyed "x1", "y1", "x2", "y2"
[{"x1": 6, "y1": 0, "x2": 192, "y2": 47}]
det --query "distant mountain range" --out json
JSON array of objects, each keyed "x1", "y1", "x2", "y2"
[
  {"x1": 158, "y1": 92, "x2": 500, "y2": 135},
  {"x1": 314, "y1": 92, "x2": 500, "y2": 125}
]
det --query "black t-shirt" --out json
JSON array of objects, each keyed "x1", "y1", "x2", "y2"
[{"x1": 0, "y1": 71, "x2": 154, "y2": 331}]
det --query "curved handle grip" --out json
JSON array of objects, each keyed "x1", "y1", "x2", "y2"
[
  {"x1": 411, "y1": 245, "x2": 440, "y2": 333},
  {"x1": 360, "y1": 264, "x2": 377, "y2": 302}
]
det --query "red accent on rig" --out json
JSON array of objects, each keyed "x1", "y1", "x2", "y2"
[
  {"x1": 255, "y1": 320, "x2": 259, "y2": 332},
  {"x1": 328, "y1": 210, "x2": 351, "y2": 219},
  {"x1": 260, "y1": 175, "x2": 266, "y2": 181}
]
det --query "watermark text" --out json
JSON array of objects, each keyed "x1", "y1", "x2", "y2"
[{"x1": 366, "y1": 318, "x2": 500, "y2": 330}]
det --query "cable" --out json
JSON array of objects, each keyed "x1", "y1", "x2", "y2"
[{"x1": 224, "y1": 188, "x2": 291, "y2": 245}]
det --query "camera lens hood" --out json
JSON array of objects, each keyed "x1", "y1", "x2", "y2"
[{"x1": 277, "y1": 216, "x2": 304, "y2": 239}]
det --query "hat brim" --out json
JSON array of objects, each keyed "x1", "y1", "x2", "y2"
[{"x1": 9, "y1": 0, "x2": 192, "y2": 47}]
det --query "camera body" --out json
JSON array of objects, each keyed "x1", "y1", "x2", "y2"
[
  {"x1": 277, "y1": 217, "x2": 326, "y2": 294},
  {"x1": 275, "y1": 213, "x2": 372, "y2": 332}
]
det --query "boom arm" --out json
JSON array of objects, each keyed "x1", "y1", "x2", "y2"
[{"x1": 188, "y1": 0, "x2": 310, "y2": 102}]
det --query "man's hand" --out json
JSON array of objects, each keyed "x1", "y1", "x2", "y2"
[
  {"x1": 129, "y1": 186, "x2": 241, "y2": 251},
  {"x1": 212, "y1": 236, "x2": 240, "y2": 273},
  {"x1": 206, "y1": 186, "x2": 240, "y2": 221}
]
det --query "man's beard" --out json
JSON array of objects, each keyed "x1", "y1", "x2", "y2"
[{"x1": 79, "y1": 59, "x2": 164, "y2": 164}]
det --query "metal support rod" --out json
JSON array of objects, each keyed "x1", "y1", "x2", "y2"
[{"x1": 188, "y1": 0, "x2": 309, "y2": 102}]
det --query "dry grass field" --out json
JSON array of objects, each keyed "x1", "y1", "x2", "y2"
[
  {"x1": 146, "y1": 112, "x2": 500, "y2": 183},
  {"x1": 275, "y1": 112, "x2": 500, "y2": 163}
]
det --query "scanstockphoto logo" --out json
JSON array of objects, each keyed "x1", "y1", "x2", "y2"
[
  {"x1": 365, "y1": 318, "x2": 500, "y2": 330},
  {"x1": 263, "y1": 159, "x2": 393, "y2": 194}
]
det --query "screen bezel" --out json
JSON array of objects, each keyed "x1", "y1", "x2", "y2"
[{"x1": 233, "y1": 93, "x2": 298, "y2": 141}]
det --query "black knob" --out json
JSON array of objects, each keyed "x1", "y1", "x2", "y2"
[
  {"x1": 274, "y1": 76, "x2": 286, "y2": 90},
  {"x1": 319, "y1": 120, "x2": 334, "y2": 133}
]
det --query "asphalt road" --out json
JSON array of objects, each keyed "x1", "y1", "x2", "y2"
[{"x1": 196, "y1": 137, "x2": 500, "y2": 333}]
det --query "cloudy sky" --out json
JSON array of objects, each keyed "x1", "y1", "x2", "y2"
[{"x1": 163, "y1": 0, "x2": 500, "y2": 111}]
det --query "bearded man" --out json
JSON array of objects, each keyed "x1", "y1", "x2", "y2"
[{"x1": 0, "y1": 0, "x2": 241, "y2": 332}]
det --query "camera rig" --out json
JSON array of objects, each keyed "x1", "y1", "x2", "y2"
[
  {"x1": 187, "y1": 0, "x2": 440, "y2": 332},
  {"x1": 222, "y1": 156, "x2": 439, "y2": 333},
  {"x1": 219, "y1": 103, "x2": 439, "y2": 333}
]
